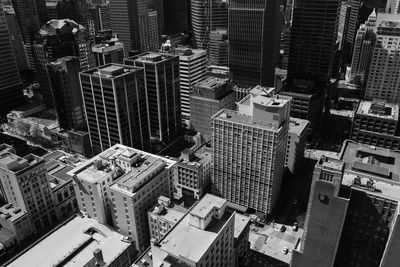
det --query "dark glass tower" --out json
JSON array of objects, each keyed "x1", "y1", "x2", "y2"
[
  {"x1": 108, "y1": 0, "x2": 161, "y2": 54},
  {"x1": 0, "y1": 4, "x2": 24, "y2": 115},
  {"x1": 228, "y1": 0, "x2": 281, "y2": 89}
]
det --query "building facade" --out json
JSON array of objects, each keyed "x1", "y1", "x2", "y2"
[
  {"x1": 286, "y1": 118, "x2": 310, "y2": 174},
  {"x1": 190, "y1": 76, "x2": 236, "y2": 140},
  {"x1": 124, "y1": 53, "x2": 182, "y2": 145},
  {"x1": 212, "y1": 93, "x2": 290, "y2": 214},
  {"x1": 209, "y1": 28, "x2": 228, "y2": 66},
  {"x1": 229, "y1": 0, "x2": 280, "y2": 88},
  {"x1": 80, "y1": 64, "x2": 150, "y2": 154},
  {"x1": 174, "y1": 47, "x2": 207, "y2": 121},
  {"x1": 365, "y1": 19, "x2": 400, "y2": 103},
  {"x1": 92, "y1": 39, "x2": 125, "y2": 66}
]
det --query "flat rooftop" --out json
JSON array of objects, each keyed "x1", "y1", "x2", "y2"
[
  {"x1": 156, "y1": 211, "x2": 233, "y2": 263},
  {"x1": 150, "y1": 204, "x2": 186, "y2": 224},
  {"x1": 340, "y1": 140, "x2": 400, "y2": 182},
  {"x1": 0, "y1": 152, "x2": 42, "y2": 173},
  {"x1": 234, "y1": 213, "x2": 250, "y2": 239},
  {"x1": 190, "y1": 194, "x2": 226, "y2": 219},
  {"x1": 318, "y1": 156, "x2": 344, "y2": 171},
  {"x1": 125, "y1": 52, "x2": 177, "y2": 64},
  {"x1": 8, "y1": 216, "x2": 131, "y2": 267},
  {"x1": 249, "y1": 223, "x2": 303, "y2": 264},
  {"x1": 197, "y1": 76, "x2": 228, "y2": 90},
  {"x1": 0, "y1": 203, "x2": 27, "y2": 222},
  {"x1": 289, "y1": 118, "x2": 310, "y2": 136},
  {"x1": 81, "y1": 64, "x2": 142, "y2": 78},
  {"x1": 356, "y1": 100, "x2": 399, "y2": 121}
]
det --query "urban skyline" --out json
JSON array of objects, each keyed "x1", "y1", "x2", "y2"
[{"x1": 1, "y1": 0, "x2": 400, "y2": 266}]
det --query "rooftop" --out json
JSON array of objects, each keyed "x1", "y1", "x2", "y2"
[
  {"x1": 318, "y1": 155, "x2": 344, "y2": 171},
  {"x1": 39, "y1": 19, "x2": 84, "y2": 37},
  {"x1": 126, "y1": 52, "x2": 177, "y2": 64},
  {"x1": 0, "y1": 152, "x2": 43, "y2": 173},
  {"x1": 249, "y1": 223, "x2": 303, "y2": 264},
  {"x1": 7, "y1": 216, "x2": 132, "y2": 267},
  {"x1": 0, "y1": 203, "x2": 27, "y2": 223},
  {"x1": 155, "y1": 210, "x2": 233, "y2": 263},
  {"x1": 190, "y1": 194, "x2": 225, "y2": 219},
  {"x1": 82, "y1": 64, "x2": 143, "y2": 79},
  {"x1": 340, "y1": 140, "x2": 400, "y2": 182},
  {"x1": 356, "y1": 100, "x2": 399, "y2": 121},
  {"x1": 289, "y1": 118, "x2": 310, "y2": 137},
  {"x1": 149, "y1": 203, "x2": 187, "y2": 225},
  {"x1": 234, "y1": 213, "x2": 250, "y2": 239}
]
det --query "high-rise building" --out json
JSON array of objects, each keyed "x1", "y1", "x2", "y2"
[
  {"x1": 79, "y1": 64, "x2": 150, "y2": 154},
  {"x1": 33, "y1": 19, "x2": 95, "y2": 106},
  {"x1": 229, "y1": 0, "x2": 281, "y2": 89},
  {"x1": 174, "y1": 47, "x2": 207, "y2": 121},
  {"x1": 287, "y1": 0, "x2": 340, "y2": 84},
  {"x1": 292, "y1": 141, "x2": 400, "y2": 267},
  {"x1": 124, "y1": 53, "x2": 182, "y2": 144},
  {"x1": 92, "y1": 38, "x2": 125, "y2": 65},
  {"x1": 46, "y1": 57, "x2": 85, "y2": 130},
  {"x1": 350, "y1": 100, "x2": 400, "y2": 150},
  {"x1": 11, "y1": 0, "x2": 47, "y2": 69},
  {"x1": 108, "y1": 0, "x2": 161, "y2": 54},
  {"x1": 337, "y1": 1, "x2": 352, "y2": 51},
  {"x1": 209, "y1": 29, "x2": 228, "y2": 66},
  {"x1": 69, "y1": 144, "x2": 177, "y2": 252},
  {"x1": 0, "y1": 147, "x2": 55, "y2": 232},
  {"x1": 349, "y1": 10, "x2": 377, "y2": 85},
  {"x1": 365, "y1": 19, "x2": 400, "y2": 103},
  {"x1": 162, "y1": 0, "x2": 189, "y2": 35},
  {"x1": 0, "y1": 5, "x2": 24, "y2": 115},
  {"x1": 286, "y1": 117, "x2": 310, "y2": 174},
  {"x1": 89, "y1": 3, "x2": 111, "y2": 33},
  {"x1": 190, "y1": 76, "x2": 236, "y2": 140},
  {"x1": 211, "y1": 91, "x2": 290, "y2": 214},
  {"x1": 148, "y1": 194, "x2": 236, "y2": 267},
  {"x1": 191, "y1": 0, "x2": 228, "y2": 50},
  {"x1": 385, "y1": 0, "x2": 400, "y2": 13}
]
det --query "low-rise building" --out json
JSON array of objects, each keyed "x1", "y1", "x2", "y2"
[
  {"x1": 350, "y1": 100, "x2": 400, "y2": 150},
  {"x1": 0, "y1": 204, "x2": 34, "y2": 256},
  {"x1": 174, "y1": 144, "x2": 212, "y2": 200},
  {"x1": 148, "y1": 196, "x2": 187, "y2": 242},
  {"x1": 7, "y1": 215, "x2": 136, "y2": 267}
]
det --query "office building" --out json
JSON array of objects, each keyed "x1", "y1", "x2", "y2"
[
  {"x1": 174, "y1": 144, "x2": 212, "y2": 200},
  {"x1": 337, "y1": 1, "x2": 351, "y2": 51},
  {"x1": 92, "y1": 38, "x2": 125, "y2": 65},
  {"x1": 0, "y1": 147, "x2": 54, "y2": 232},
  {"x1": 292, "y1": 141, "x2": 400, "y2": 267},
  {"x1": 34, "y1": 19, "x2": 94, "y2": 106},
  {"x1": 124, "y1": 53, "x2": 181, "y2": 144},
  {"x1": 191, "y1": 0, "x2": 228, "y2": 50},
  {"x1": 229, "y1": 0, "x2": 280, "y2": 88},
  {"x1": 11, "y1": 0, "x2": 47, "y2": 69},
  {"x1": 349, "y1": 10, "x2": 377, "y2": 85},
  {"x1": 7, "y1": 215, "x2": 136, "y2": 267},
  {"x1": 0, "y1": 5, "x2": 24, "y2": 116},
  {"x1": 174, "y1": 47, "x2": 207, "y2": 121},
  {"x1": 190, "y1": 76, "x2": 236, "y2": 140},
  {"x1": 108, "y1": 0, "x2": 161, "y2": 54},
  {"x1": 3, "y1": 6, "x2": 29, "y2": 72},
  {"x1": 385, "y1": 0, "x2": 400, "y2": 13},
  {"x1": 45, "y1": 0, "x2": 59, "y2": 20},
  {"x1": 89, "y1": 3, "x2": 111, "y2": 33},
  {"x1": 0, "y1": 204, "x2": 34, "y2": 249},
  {"x1": 212, "y1": 92, "x2": 290, "y2": 214},
  {"x1": 209, "y1": 28, "x2": 228, "y2": 66},
  {"x1": 148, "y1": 196, "x2": 187, "y2": 242},
  {"x1": 149, "y1": 194, "x2": 235, "y2": 267},
  {"x1": 46, "y1": 57, "x2": 85, "y2": 130},
  {"x1": 79, "y1": 64, "x2": 150, "y2": 154},
  {"x1": 365, "y1": 19, "x2": 400, "y2": 103},
  {"x1": 350, "y1": 100, "x2": 400, "y2": 150},
  {"x1": 69, "y1": 144, "x2": 177, "y2": 252},
  {"x1": 234, "y1": 213, "x2": 251, "y2": 267},
  {"x1": 287, "y1": 118, "x2": 310, "y2": 174}
]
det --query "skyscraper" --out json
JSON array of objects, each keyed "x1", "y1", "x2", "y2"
[
  {"x1": 0, "y1": 4, "x2": 24, "y2": 115},
  {"x1": 11, "y1": 0, "x2": 47, "y2": 69},
  {"x1": 191, "y1": 0, "x2": 228, "y2": 50},
  {"x1": 33, "y1": 19, "x2": 95, "y2": 106},
  {"x1": 108, "y1": 0, "x2": 161, "y2": 54},
  {"x1": 228, "y1": 0, "x2": 281, "y2": 89},
  {"x1": 124, "y1": 53, "x2": 182, "y2": 145},
  {"x1": 211, "y1": 91, "x2": 290, "y2": 214},
  {"x1": 174, "y1": 47, "x2": 207, "y2": 121},
  {"x1": 365, "y1": 19, "x2": 400, "y2": 103},
  {"x1": 79, "y1": 64, "x2": 150, "y2": 154},
  {"x1": 350, "y1": 10, "x2": 377, "y2": 85},
  {"x1": 46, "y1": 57, "x2": 85, "y2": 130}
]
